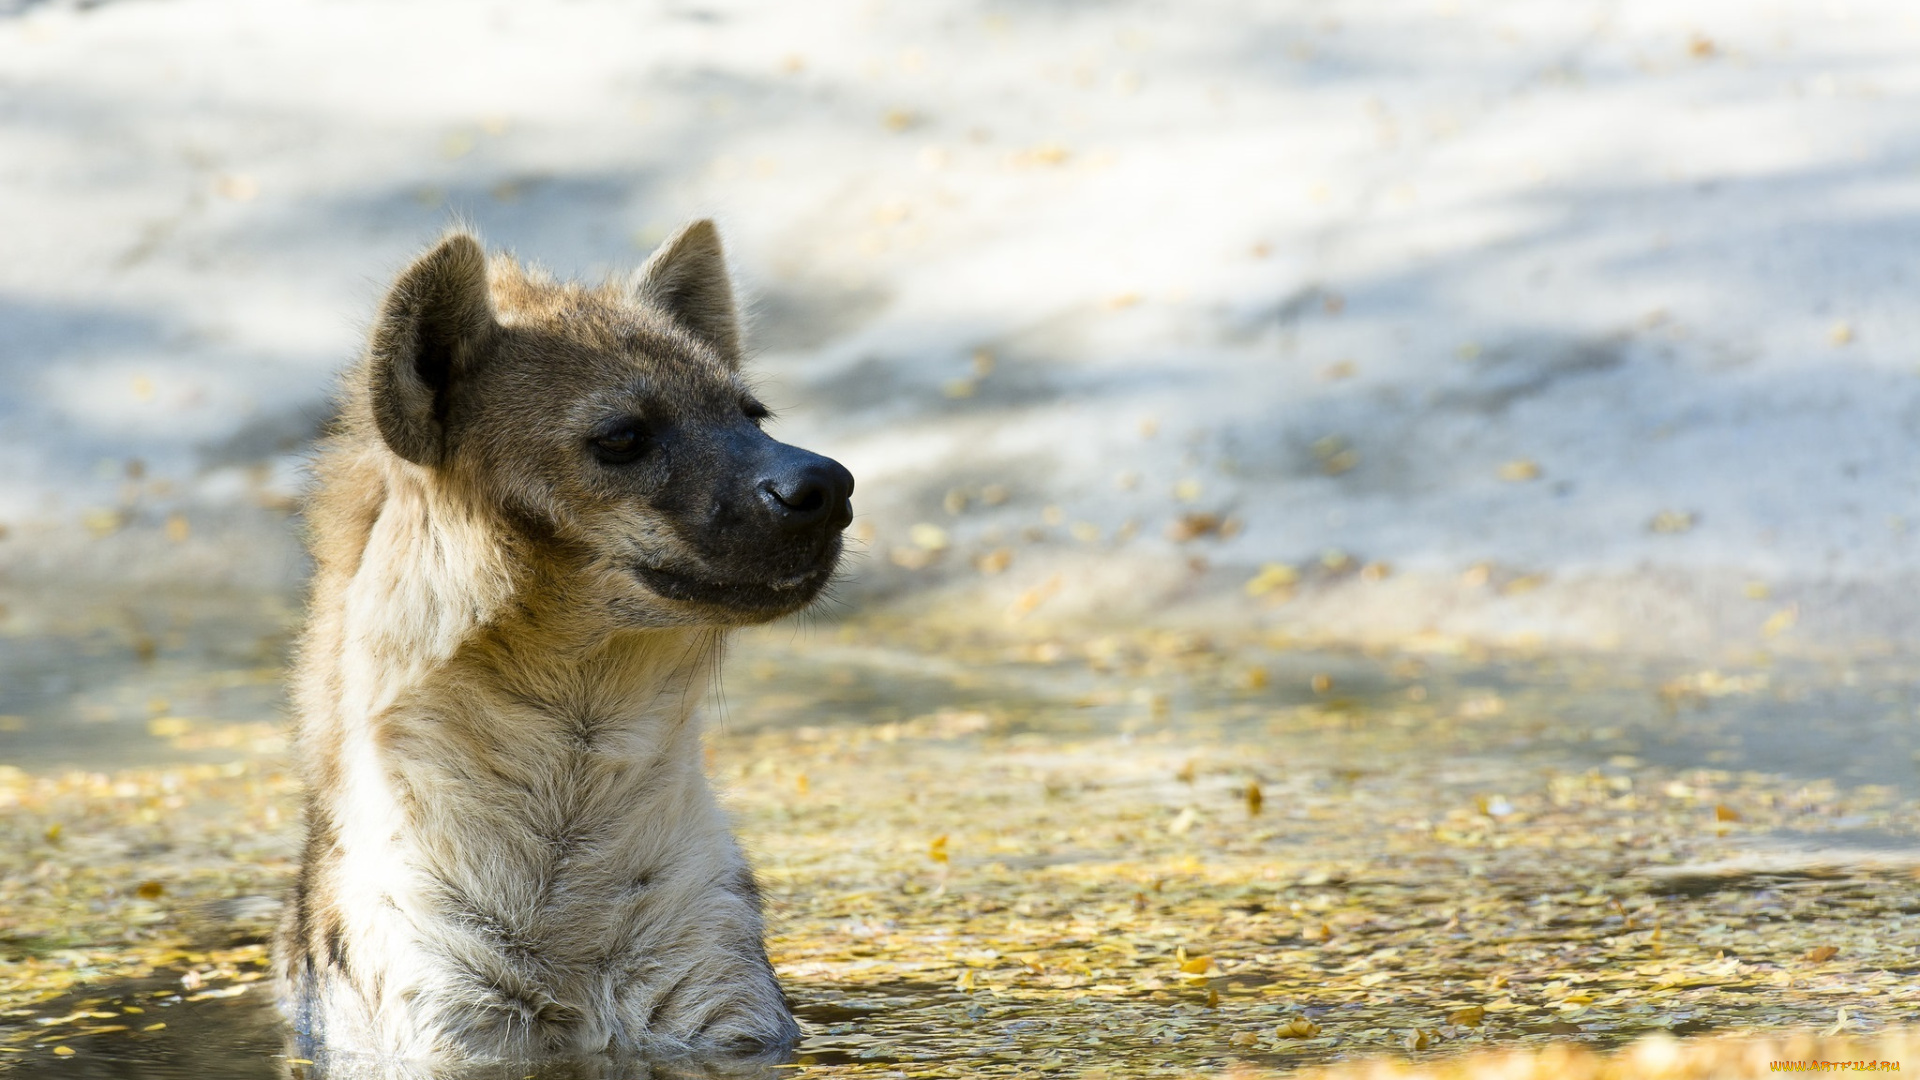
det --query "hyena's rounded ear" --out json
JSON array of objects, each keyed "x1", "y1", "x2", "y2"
[
  {"x1": 368, "y1": 232, "x2": 496, "y2": 466},
  {"x1": 633, "y1": 219, "x2": 742, "y2": 365}
]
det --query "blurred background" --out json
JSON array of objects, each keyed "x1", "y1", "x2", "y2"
[{"x1": 4, "y1": 0, "x2": 1920, "y2": 661}]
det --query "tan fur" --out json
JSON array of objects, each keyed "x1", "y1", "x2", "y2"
[{"x1": 276, "y1": 223, "x2": 839, "y2": 1066}]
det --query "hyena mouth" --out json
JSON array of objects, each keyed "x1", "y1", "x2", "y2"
[{"x1": 633, "y1": 559, "x2": 838, "y2": 614}]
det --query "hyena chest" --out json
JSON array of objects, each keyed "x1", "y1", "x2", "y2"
[{"x1": 396, "y1": 742, "x2": 707, "y2": 978}]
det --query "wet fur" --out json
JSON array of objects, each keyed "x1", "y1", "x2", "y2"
[{"x1": 275, "y1": 223, "x2": 815, "y2": 1064}]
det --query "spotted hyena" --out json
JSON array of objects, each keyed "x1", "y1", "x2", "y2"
[{"x1": 273, "y1": 222, "x2": 852, "y2": 1065}]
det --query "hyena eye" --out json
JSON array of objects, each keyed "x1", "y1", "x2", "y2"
[
  {"x1": 590, "y1": 419, "x2": 651, "y2": 464},
  {"x1": 741, "y1": 399, "x2": 770, "y2": 423}
]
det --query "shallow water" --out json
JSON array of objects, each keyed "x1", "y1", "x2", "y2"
[{"x1": 5, "y1": 603, "x2": 1920, "y2": 1077}]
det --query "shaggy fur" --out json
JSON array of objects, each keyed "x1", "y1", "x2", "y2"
[{"x1": 275, "y1": 222, "x2": 848, "y2": 1066}]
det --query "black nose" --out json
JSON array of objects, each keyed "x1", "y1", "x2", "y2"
[{"x1": 760, "y1": 453, "x2": 855, "y2": 533}]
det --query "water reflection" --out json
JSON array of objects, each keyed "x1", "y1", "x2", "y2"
[{"x1": 283, "y1": 1045, "x2": 791, "y2": 1080}]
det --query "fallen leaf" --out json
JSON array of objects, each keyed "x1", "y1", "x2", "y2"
[
  {"x1": 1168, "y1": 514, "x2": 1222, "y2": 542},
  {"x1": 1502, "y1": 574, "x2": 1546, "y2": 595},
  {"x1": 1447, "y1": 1005, "x2": 1485, "y2": 1027},
  {"x1": 1245, "y1": 564, "x2": 1298, "y2": 597},
  {"x1": 1763, "y1": 605, "x2": 1799, "y2": 638},
  {"x1": 1276, "y1": 1017, "x2": 1321, "y2": 1039},
  {"x1": 83, "y1": 509, "x2": 123, "y2": 538},
  {"x1": 1649, "y1": 510, "x2": 1696, "y2": 534},
  {"x1": 975, "y1": 548, "x2": 1013, "y2": 575},
  {"x1": 890, "y1": 546, "x2": 936, "y2": 570},
  {"x1": 1167, "y1": 807, "x2": 1199, "y2": 836}
]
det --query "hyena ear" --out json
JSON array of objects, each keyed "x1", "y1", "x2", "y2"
[
  {"x1": 634, "y1": 219, "x2": 742, "y2": 365},
  {"x1": 368, "y1": 232, "x2": 496, "y2": 466}
]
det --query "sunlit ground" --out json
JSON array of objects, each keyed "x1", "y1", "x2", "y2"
[{"x1": 4, "y1": 597, "x2": 1919, "y2": 1077}]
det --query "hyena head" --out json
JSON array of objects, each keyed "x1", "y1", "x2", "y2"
[{"x1": 363, "y1": 220, "x2": 854, "y2": 627}]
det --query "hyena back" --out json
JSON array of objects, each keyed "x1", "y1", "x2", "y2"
[{"x1": 274, "y1": 222, "x2": 851, "y2": 1064}]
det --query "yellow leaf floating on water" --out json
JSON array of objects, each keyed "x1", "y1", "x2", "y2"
[
  {"x1": 53, "y1": 1046, "x2": 76, "y2": 1056},
  {"x1": 1228, "y1": 1030, "x2": 1258, "y2": 1047},
  {"x1": 1714, "y1": 804, "x2": 1741, "y2": 822},
  {"x1": 1276, "y1": 1018, "x2": 1321, "y2": 1039},
  {"x1": 1245, "y1": 782, "x2": 1264, "y2": 816},
  {"x1": 135, "y1": 881, "x2": 164, "y2": 900},
  {"x1": 1179, "y1": 954, "x2": 1214, "y2": 975},
  {"x1": 1805, "y1": 944, "x2": 1840, "y2": 963},
  {"x1": 1447, "y1": 1005, "x2": 1485, "y2": 1026},
  {"x1": 928, "y1": 834, "x2": 949, "y2": 864},
  {"x1": 1405, "y1": 1028, "x2": 1439, "y2": 1051},
  {"x1": 1498, "y1": 459, "x2": 1541, "y2": 482}
]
